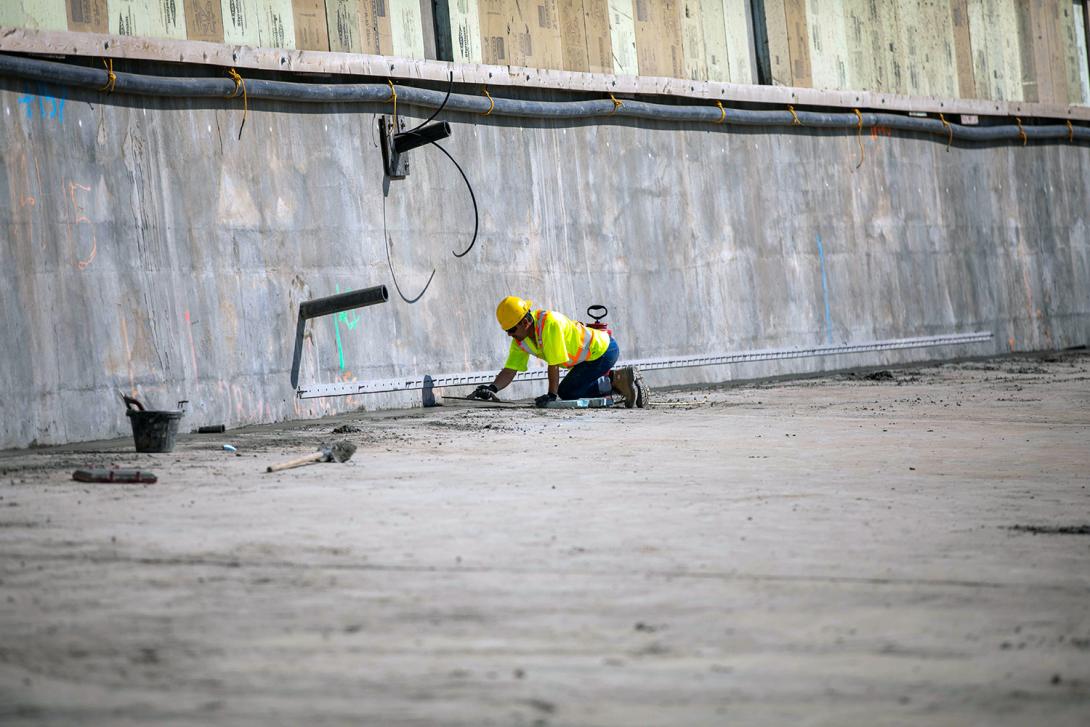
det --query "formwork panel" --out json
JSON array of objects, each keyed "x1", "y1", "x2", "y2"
[
  {"x1": 763, "y1": 0, "x2": 791, "y2": 85},
  {"x1": 608, "y1": 0, "x2": 638, "y2": 75},
  {"x1": 680, "y1": 0, "x2": 707, "y2": 81},
  {"x1": 633, "y1": 0, "x2": 683, "y2": 78},
  {"x1": 67, "y1": 0, "x2": 109, "y2": 33},
  {"x1": 722, "y1": 0, "x2": 754, "y2": 84},
  {"x1": 292, "y1": 0, "x2": 329, "y2": 50}
]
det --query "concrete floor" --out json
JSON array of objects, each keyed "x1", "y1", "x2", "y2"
[{"x1": 1, "y1": 353, "x2": 1088, "y2": 726}]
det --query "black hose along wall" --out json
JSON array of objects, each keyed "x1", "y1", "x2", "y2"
[{"x1": 1, "y1": 52, "x2": 1088, "y2": 144}]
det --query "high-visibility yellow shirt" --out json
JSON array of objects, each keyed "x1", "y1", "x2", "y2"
[{"x1": 503, "y1": 309, "x2": 610, "y2": 371}]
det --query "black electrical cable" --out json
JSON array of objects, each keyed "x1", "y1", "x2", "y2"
[
  {"x1": 429, "y1": 141, "x2": 479, "y2": 258},
  {"x1": 408, "y1": 70, "x2": 453, "y2": 133},
  {"x1": 382, "y1": 191, "x2": 436, "y2": 304},
  {"x1": 379, "y1": 70, "x2": 478, "y2": 302}
]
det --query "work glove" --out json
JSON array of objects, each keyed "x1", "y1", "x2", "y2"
[
  {"x1": 469, "y1": 384, "x2": 499, "y2": 401},
  {"x1": 534, "y1": 392, "x2": 558, "y2": 408}
]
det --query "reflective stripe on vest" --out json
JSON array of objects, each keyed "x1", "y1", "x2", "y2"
[{"x1": 516, "y1": 310, "x2": 595, "y2": 369}]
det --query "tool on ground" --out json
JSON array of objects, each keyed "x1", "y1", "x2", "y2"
[
  {"x1": 265, "y1": 440, "x2": 357, "y2": 473},
  {"x1": 447, "y1": 395, "x2": 614, "y2": 409},
  {"x1": 73, "y1": 468, "x2": 158, "y2": 484}
]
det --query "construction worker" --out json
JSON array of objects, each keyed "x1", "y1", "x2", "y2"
[{"x1": 470, "y1": 296, "x2": 648, "y2": 408}]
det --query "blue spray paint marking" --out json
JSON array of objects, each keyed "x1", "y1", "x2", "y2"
[
  {"x1": 332, "y1": 284, "x2": 362, "y2": 370},
  {"x1": 18, "y1": 84, "x2": 65, "y2": 123},
  {"x1": 816, "y1": 234, "x2": 833, "y2": 344}
]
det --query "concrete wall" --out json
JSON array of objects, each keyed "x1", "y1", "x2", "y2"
[{"x1": 1, "y1": 74, "x2": 1088, "y2": 448}]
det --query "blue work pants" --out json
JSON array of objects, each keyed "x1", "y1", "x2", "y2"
[{"x1": 558, "y1": 337, "x2": 619, "y2": 400}]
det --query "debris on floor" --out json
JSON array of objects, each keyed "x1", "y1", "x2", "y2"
[{"x1": 72, "y1": 468, "x2": 158, "y2": 484}]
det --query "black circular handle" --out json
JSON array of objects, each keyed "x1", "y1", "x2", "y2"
[{"x1": 587, "y1": 305, "x2": 608, "y2": 322}]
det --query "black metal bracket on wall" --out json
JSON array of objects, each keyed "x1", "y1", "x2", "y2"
[
  {"x1": 379, "y1": 116, "x2": 409, "y2": 179},
  {"x1": 290, "y1": 285, "x2": 390, "y2": 389}
]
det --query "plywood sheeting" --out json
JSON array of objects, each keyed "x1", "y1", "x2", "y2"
[
  {"x1": 8, "y1": 0, "x2": 68, "y2": 30},
  {"x1": 967, "y1": 0, "x2": 1023, "y2": 101},
  {"x1": 949, "y1": 0, "x2": 976, "y2": 97},
  {"x1": 325, "y1": 0, "x2": 359, "y2": 52},
  {"x1": 558, "y1": 0, "x2": 591, "y2": 71},
  {"x1": 917, "y1": 0, "x2": 957, "y2": 97},
  {"x1": 680, "y1": 0, "x2": 707, "y2": 80},
  {"x1": 513, "y1": 0, "x2": 563, "y2": 69},
  {"x1": 762, "y1": 0, "x2": 791, "y2": 85},
  {"x1": 1056, "y1": 0, "x2": 1088, "y2": 105},
  {"x1": 0, "y1": 0, "x2": 1077, "y2": 104},
  {"x1": 582, "y1": 0, "x2": 612, "y2": 73},
  {"x1": 723, "y1": 0, "x2": 754, "y2": 83},
  {"x1": 633, "y1": 0, "x2": 682, "y2": 77},
  {"x1": 374, "y1": 0, "x2": 395, "y2": 56},
  {"x1": 478, "y1": 0, "x2": 507, "y2": 64},
  {"x1": 842, "y1": 0, "x2": 873, "y2": 91},
  {"x1": 293, "y1": 0, "x2": 328, "y2": 50},
  {"x1": 805, "y1": 0, "x2": 848, "y2": 90},
  {"x1": 109, "y1": 0, "x2": 187, "y2": 39},
  {"x1": 897, "y1": 0, "x2": 925, "y2": 94},
  {"x1": 389, "y1": 0, "x2": 424, "y2": 58},
  {"x1": 183, "y1": 0, "x2": 223, "y2": 41},
  {"x1": 445, "y1": 0, "x2": 482, "y2": 63},
  {"x1": 782, "y1": 0, "x2": 810, "y2": 87},
  {"x1": 67, "y1": 0, "x2": 109, "y2": 32},
  {"x1": 221, "y1": 0, "x2": 262, "y2": 45},
  {"x1": 1074, "y1": 0, "x2": 1090, "y2": 104},
  {"x1": 608, "y1": 0, "x2": 638, "y2": 74},
  {"x1": 253, "y1": 0, "x2": 296, "y2": 48},
  {"x1": 700, "y1": 0, "x2": 728, "y2": 81}
]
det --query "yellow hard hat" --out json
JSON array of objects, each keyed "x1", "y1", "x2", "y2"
[{"x1": 496, "y1": 296, "x2": 533, "y2": 330}]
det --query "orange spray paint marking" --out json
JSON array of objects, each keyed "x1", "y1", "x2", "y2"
[{"x1": 68, "y1": 182, "x2": 97, "y2": 269}]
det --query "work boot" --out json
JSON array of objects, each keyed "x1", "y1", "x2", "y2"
[
  {"x1": 632, "y1": 366, "x2": 650, "y2": 408},
  {"x1": 611, "y1": 366, "x2": 638, "y2": 408}
]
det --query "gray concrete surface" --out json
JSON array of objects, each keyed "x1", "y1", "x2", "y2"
[
  {"x1": 1, "y1": 351, "x2": 1088, "y2": 725},
  {"x1": 1, "y1": 71, "x2": 1088, "y2": 448}
]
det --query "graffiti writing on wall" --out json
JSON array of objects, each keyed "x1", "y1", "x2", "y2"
[
  {"x1": 67, "y1": 181, "x2": 97, "y2": 269},
  {"x1": 18, "y1": 85, "x2": 65, "y2": 123},
  {"x1": 333, "y1": 284, "x2": 362, "y2": 371}
]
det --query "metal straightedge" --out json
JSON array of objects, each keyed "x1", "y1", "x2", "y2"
[{"x1": 295, "y1": 330, "x2": 993, "y2": 400}]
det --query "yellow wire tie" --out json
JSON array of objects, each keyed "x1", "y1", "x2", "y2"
[
  {"x1": 1015, "y1": 117, "x2": 1026, "y2": 146},
  {"x1": 99, "y1": 58, "x2": 116, "y2": 93},
  {"x1": 480, "y1": 86, "x2": 494, "y2": 116},
  {"x1": 853, "y1": 108, "x2": 865, "y2": 169},
  {"x1": 610, "y1": 94, "x2": 623, "y2": 113},
  {"x1": 939, "y1": 113, "x2": 953, "y2": 151},
  {"x1": 226, "y1": 68, "x2": 248, "y2": 140},
  {"x1": 788, "y1": 105, "x2": 801, "y2": 125},
  {"x1": 1067, "y1": 120, "x2": 1074, "y2": 143},
  {"x1": 715, "y1": 100, "x2": 726, "y2": 124},
  {"x1": 386, "y1": 80, "x2": 398, "y2": 128}
]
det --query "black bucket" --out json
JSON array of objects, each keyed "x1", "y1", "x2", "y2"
[{"x1": 123, "y1": 395, "x2": 185, "y2": 453}]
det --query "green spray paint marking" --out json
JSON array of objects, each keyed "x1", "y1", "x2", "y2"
[{"x1": 332, "y1": 284, "x2": 363, "y2": 370}]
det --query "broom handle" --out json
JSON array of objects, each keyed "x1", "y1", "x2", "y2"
[{"x1": 266, "y1": 451, "x2": 325, "y2": 473}]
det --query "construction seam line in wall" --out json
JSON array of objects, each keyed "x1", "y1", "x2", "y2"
[{"x1": 2, "y1": 53, "x2": 1088, "y2": 146}]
